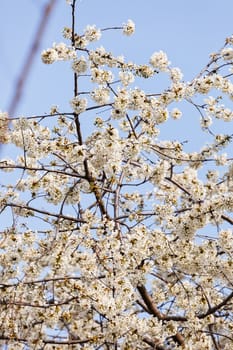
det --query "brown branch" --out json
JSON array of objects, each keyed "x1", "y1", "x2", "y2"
[
  {"x1": 0, "y1": 336, "x2": 27, "y2": 343},
  {"x1": 43, "y1": 338, "x2": 91, "y2": 345},
  {"x1": 71, "y1": 0, "x2": 84, "y2": 147},
  {"x1": 0, "y1": 275, "x2": 106, "y2": 288},
  {"x1": 8, "y1": 0, "x2": 58, "y2": 117},
  {"x1": 6, "y1": 203, "x2": 85, "y2": 223},
  {"x1": 0, "y1": 336, "x2": 91, "y2": 346},
  {"x1": 114, "y1": 171, "x2": 124, "y2": 231},
  {"x1": 0, "y1": 163, "x2": 86, "y2": 179},
  {"x1": 137, "y1": 285, "x2": 187, "y2": 322},
  {"x1": 198, "y1": 290, "x2": 233, "y2": 319},
  {"x1": 165, "y1": 176, "x2": 192, "y2": 196},
  {"x1": 69, "y1": 1, "x2": 108, "y2": 219},
  {"x1": 137, "y1": 285, "x2": 185, "y2": 347},
  {"x1": 143, "y1": 336, "x2": 166, "y2": 350},
  {"x1": 0, "y1": 296, "x2": 78, "y2": 309},
  {"x1": 137, "y1": 285, "x2": 164, "y2": 320},
  {"x1": 221, "y1": 214, "x2": 233, "y2": 225},
  {"x1": 87, "y1": 176, "x2": 110, "y2": 219},
  {"x1": 10, "y1": 112, "x2": 76, "y2": 121},
  {"x1": 138, "y1": 284, "x2": 233, "y2": 348},
  {"x1": 71, "y1": 0, "x2": 78, "y2": 97},
  {"x1": 208, "y1": 324, "x2": 221, "y2": 350},
  {"x1": 138, "y1": 283, "x2": 233, "y2": 322}
]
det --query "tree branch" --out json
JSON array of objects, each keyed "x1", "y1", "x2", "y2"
[
  {"x1": 8, "y1": 0, "x2": 58, "y2": 116},
  {"x1": 199, "y1": 290, "x2": 233, "y2": 319},
  {"x1": 137, "y1": 285, "x2": 185, "y2": 347}
]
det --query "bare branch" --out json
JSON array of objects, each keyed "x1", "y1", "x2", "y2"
[{"x1": 8, "y1": 0, "x2": 58, "y2": 116}]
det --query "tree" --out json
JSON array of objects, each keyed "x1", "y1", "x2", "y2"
[{"x1": 0, "y1": 1, "x2": 233, "y2": 349}]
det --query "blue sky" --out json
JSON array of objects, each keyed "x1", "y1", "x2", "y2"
[
  {"x1": 1, "y1": 0, "x2": 233, "y2": 116},
  {"x1": 0, "y1": 0, "x2": 233, "y2": 167}
]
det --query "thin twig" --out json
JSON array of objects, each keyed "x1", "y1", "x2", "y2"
[{"x1": 8, "y1": 0, "x2": 58, "y2": 117}]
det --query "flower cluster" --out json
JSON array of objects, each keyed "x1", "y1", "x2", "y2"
[
  {"x1": 84, "y1": 25, "x2": 102, "y2": 42},
  {"x1": 41, "y1": 42, "x2": 76, "y2": 64},
  {"x1": 72, "y1": 56, "x2": 88, "y2": 74},
  {"x1": 70, "y1": 96, "x2": 87, "y2": 113},
  {"x1": 123, "y1": 19, "x2": 135, "y2": 36},
  {"x1": 150, "y1": 50, "x2": 170, "y2": 71},
  {"x1": 1, "y1": 1, "x2": 233, "y2": 349},
  {"x1": 0, "y1": 111, "x2": 9, "y2": 143}
]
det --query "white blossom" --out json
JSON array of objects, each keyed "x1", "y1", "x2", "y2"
[
  {"x1": 91, "y1": 87, "x2": 110, "y2": 104},
  {"x1": 41, "y1": 48, "x2": 58, "y2": 64},
  {"x1": 170, "y1": 67, "x2": 183, "y2": 82},
  {"x1": 123, "y1": 19, "x2": 135, "y2": 36},
  {"x1": 91, "y1": 67, "x2": 114, "y2": 84},
  {"x1": 119, "y1": 70, "x2": 135, "y2": 86},
  {"x1": 70, "y1": 96, "x2": 87, "y2": 113},
  {"x1": 62, "y1": 26, "x2": 72, "y2": 39},
  {"x1": 72, "y1": 56, "x2": 88, "y2": 74},
  {"x1": 150, "y1": 50, "x2": 170, "y2": 71},
  {"x1": 221, "y1": 47, "x2": 233, "y2": 60},
  {"x1": 170, "y1": 107, "x2": 182, "y2": 119},
  {"x1": 84, "y1": 25, "x2": 101, "y2": 41}
]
